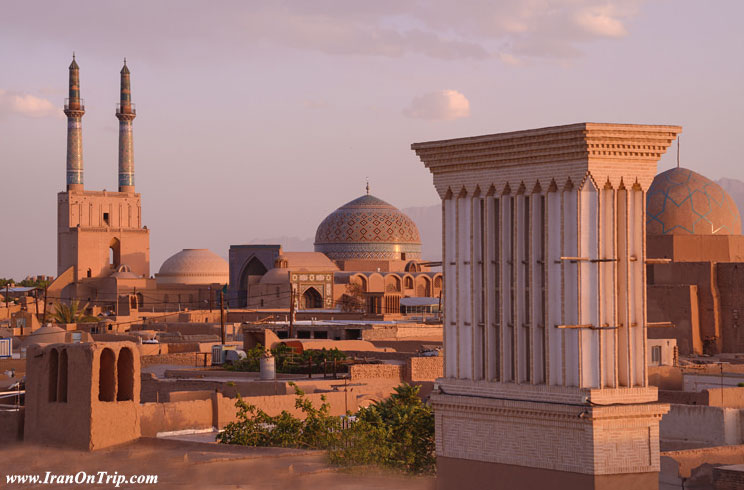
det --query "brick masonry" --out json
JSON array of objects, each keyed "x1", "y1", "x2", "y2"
[
  {"x1": 140, "y1": 352, "x2": 211, "y2": 368},
  {"x1": 432, "y1": 391, "x2": 668, "y2": 475},
  {"x1": 714, "y1": 465, "x2": 744, "y2": 490}
]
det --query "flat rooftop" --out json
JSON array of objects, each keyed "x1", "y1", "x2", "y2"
[{"x1": 0, "y1": 438, "x2": 434, "y2": 489}]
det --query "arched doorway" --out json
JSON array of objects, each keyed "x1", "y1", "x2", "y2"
[
  {"x1": 238, "y1": 257, "x2": 268, "y2": 307},
  {"x1": 301, "y1": 287, "x2": 323, "y2": 309}
]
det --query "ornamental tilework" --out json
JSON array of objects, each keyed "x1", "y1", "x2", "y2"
[
  {"x1": 647, "y1": 167, "x2": 742, "y2": 235},
  {"x1": 314, "y1": 194, "x2": 422, "y2": 260},
  {"x1": 315, "y1": 195, "x2": 421, "y2": 244}
]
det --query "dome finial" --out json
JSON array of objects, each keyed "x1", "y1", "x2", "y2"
[{"x1": 366, "y1": 178, "x2": 369, "y2": 195}]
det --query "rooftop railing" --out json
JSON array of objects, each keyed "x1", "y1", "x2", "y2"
[
  {"x1": 116, "y1": 102, "x2": 136, "y2": 115},
  {"x1": 64, "y1": 98, "x2": 85, "y2": 111}
]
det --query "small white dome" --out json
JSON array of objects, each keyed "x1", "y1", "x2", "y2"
[{"x1": 156, "y1": 249, "x2": 228, "y2": 285}]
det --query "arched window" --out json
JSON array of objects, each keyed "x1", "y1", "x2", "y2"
[
  {"x1": 405, "y1": 276, "x2": 414, "y2": 289},
  {"x1": 109, "y1": 238, "x2": 121, "y2": 269},
  {"x1": 116, "y1": 348, "x2": 134, "y2": 401},
  {"x1": 48, "y1": 349, "x2": 59, "y2": 402},
  {"x1": 385, "y1": 275, "x2": 401, "y2": 292},
  {"x1": 434, "y1": 276, "x2": 443, "y2": 289},
  {"x1": 99, "y1": 348, "x2": 116, "y2": 402},
  {"x1": 86, "y1": 268, "x2": 92, "y2": 278},
  {"x1": 58, "y1": 349, "x2": 69, "y2": 403},
  {"x1": 301, "y1": 287, "x2": 323, "y2": 309}
]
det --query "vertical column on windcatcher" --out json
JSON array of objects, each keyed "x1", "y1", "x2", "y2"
[
  {"x1": 64, "y1": 54, "x2": 85, "y2": 191},
  {"x1": 116, "y1": 59, "x2": 136, "y2": 193}
]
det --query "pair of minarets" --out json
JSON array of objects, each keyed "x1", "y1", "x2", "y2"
[{"x1": 64, "y1": 54, "x2": 136, "y2": 193}]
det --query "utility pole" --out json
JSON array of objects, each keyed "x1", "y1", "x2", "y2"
[
  {"x1": 220, "y1": 290, "x2": 226, "y2": 345},
  {"x1": 42, "y1": 285, "x2": 48, "y2": 324},
  {"x1": 438, "y1": 290, "x2": 443, "y2": 321},
  {"x1": 4, "y1": 284, "x2": 8, "y2": 318},
  {"x1": 289, "y1": 288, "x2": 295, "y2": 339}
]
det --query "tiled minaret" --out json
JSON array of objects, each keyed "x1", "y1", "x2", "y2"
[
  {"x1": 64, "y1": 54, "x2": 84, "y2": 191},
  {"x1": 116, "y1": 59, "x2": 136, "y2": 193}
]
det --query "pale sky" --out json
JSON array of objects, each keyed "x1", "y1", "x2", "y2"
[{"x1": 1, "y1": 0, "x2": 742, "y2": 279}]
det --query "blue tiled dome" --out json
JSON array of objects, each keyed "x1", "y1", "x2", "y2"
[{"x1": 647, "y1": 167, "x2": 741, "y2": 235}]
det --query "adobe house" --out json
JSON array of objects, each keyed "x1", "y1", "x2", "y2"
[{"x1": 24, "y1": 342, "x2": 141, "y2": 450}]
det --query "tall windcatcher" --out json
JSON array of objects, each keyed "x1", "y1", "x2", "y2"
[
  {"x1": 116, "y1": 59, "x2": 136, "y2": 193},
  {"x1": 64, "y1": 54, "x2": 85, "y2": 191}
]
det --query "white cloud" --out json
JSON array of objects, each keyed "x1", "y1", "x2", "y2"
[
  {"x1": 575, "y1": 6, "x2": 629, "y2": 38},
  {"x1": 403, "y1": 90, "x2": 470, "y2": 120},
  {"x1": 246, "y1": 0, "x2": 647, "y2": 62},
  {"x1": 0, "y1": 89, "x2": 61, "y2": 119},
  {"x1": 0, "y1": 1, "x2": 648, "y2": 63}
]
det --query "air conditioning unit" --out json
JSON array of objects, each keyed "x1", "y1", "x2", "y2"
[
  {"x1": 0, "y1": 338, "x2": 11, "y2": 359},
  {"x1": 211, "y1": 344, "x2": 236, "y2": 365}
]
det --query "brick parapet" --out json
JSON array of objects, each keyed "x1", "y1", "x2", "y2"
[{"x1": 432, "y1": 392, "x2": 667, "y2": 475}]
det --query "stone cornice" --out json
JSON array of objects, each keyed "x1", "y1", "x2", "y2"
[
  {"x1": 436, "y1": 377, "x2": 659, "y2": 405},
  {"x1": 411, "y1": 123, "x2": 681, "y2": 197}
]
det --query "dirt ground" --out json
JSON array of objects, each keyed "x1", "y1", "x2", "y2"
[{"x1": 0, "y1": 438, "x2": 436, "y2": 490}]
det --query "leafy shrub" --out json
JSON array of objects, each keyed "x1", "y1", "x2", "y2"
[
  {"x1": 329, "y1": 384, "x2": 435, "y2": 474},
  {"x1": 217, "y1": 382, "x2": 341, "y2": 449},
  {"x1": 218, "y1": 382, "x2": 435, "y2": 475},
  {"x1": 225, "y1": 344, "x2": 347, "y2": 375}
]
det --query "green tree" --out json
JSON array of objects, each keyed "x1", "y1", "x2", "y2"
[
  {"x1": 18, "y1": 278, "x2": 51, "y2": 289},
  {"x1": 339, "y1": 282, "x2": 365, "y2": 312},
  {"x1": 330, "y1": 384, "x2": 435, "y2": 474},
  {"x1": 49, "y1": 300, "x2": 99, "y2": 323}
]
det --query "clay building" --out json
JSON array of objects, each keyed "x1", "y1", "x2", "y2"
[
  {"x1": 229, "y1": 190, "x2": 442, "y2": 315},
  {"x1": 48, "y1": 57, "x2": 228, "y2": 315},
  {"x1": 646, "y1": 167, "x2": 744, "y2": 355},
  {"x1": 25, "y1": 341, "x2": 141, "y2": 450},
  {"x1": 413, "y1": 123, "x2": 681, "y2": 489}
]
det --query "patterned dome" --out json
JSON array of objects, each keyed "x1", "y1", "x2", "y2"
[
  {"x1": 647, "y1": 167, "x2": 741, "y2": 235},
  {"x1": 156, "y1": 249, "x2": 229, "y2": 285},
  {"x1": 314, "y1": 194, "x2": 422, "y2": 261}
]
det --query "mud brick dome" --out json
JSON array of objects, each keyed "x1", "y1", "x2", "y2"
[
  {"x1": 314, "y1": 194, "x2": 422, "y2": 261},
  {"x1": 647, "y1": 167, "x2": 742, "y2": 235},
  {"x1": 155, "y1": 249, "x2": 229, "y2": 285}
]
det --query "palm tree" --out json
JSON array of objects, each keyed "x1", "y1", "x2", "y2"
[{"x1": 49, "y1": 300, "x2": 99, "y2": 324}]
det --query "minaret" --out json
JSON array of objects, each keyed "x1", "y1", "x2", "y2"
[
  {"x1": 64, "y1": 54, "x2": 85, "y2": 191},
  {"x1": 116, "y1": 58, "x2": 136, "y2": 193}
]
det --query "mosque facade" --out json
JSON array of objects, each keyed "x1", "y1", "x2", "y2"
[
  {"x1": 229, "y1": 191, "x2": 442, "y2": 315},
  {"x1": 49, "y1": 57, "x2": 229, "y2": 316},
  {"x1": 49, "y1": 56, "x2": 440, "y2": 319}
]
